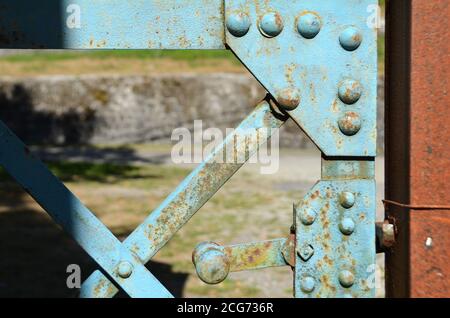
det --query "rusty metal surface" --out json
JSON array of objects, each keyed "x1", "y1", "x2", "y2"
[
  {"x1": 294, "y1": 179, "x2": 376, "y2": 298},
  {"x1": 375, "y1": 221, "x2": 395, "y2": 253},
  {"x1": 0, "y1": 0, "x2": 225, "y2": 49},
  {"x1": 81, "y1": 97, "x2": 288, "y2": 297},
  {"x1": 224, "y1": 239, "x2": 289, "y2": 272},
  {"x1": 385, "y1": 0, "x2": 450, "y2": 298}
]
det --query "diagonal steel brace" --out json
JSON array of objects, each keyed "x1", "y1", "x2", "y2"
[{"x1": 80, "y1": 97, "x2": 287, "y2": 297}]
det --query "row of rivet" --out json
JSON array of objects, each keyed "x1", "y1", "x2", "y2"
[
  {"x1": 298, "y1": 191, "x2": 357, "y2": 293},
  {"x1": 300, "y1": 269, "x2": 355, "y2": 294},
  {"x1": 226, "y1": 11, "x2": 363, "y2": 51},
  {"x1": 227, "y1": 11, "x2": 364, "y2": 138},
  {"x1": 338, "y1": 79, "x2": 363, "y2": 136}
]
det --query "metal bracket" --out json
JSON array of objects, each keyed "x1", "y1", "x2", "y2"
[
  {"x1": 225, "y1": 0, "x2": 377, "y2": 156},
  {"x1": 294, "y1": 179, "x2": 376, "y2": 298}
]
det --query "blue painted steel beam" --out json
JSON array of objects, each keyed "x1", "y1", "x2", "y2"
[
  {"x1": 294, "y1": 179, "x2": 376, "y2": 298},
  {"x1": 0, "y1": 0, "x2": 225, "y2": 49},
  {"x1": 81, "y1": 98, "x2": 288, "y2": 297},
  {"x1": 0, "y1": 121, "x2": 173, "y2": 298}
]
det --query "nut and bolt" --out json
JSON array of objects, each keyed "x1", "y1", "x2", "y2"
[
  {"x1": 376, "y1": 221, "x2": 396, "y2": 251},
  {"x1": 297, "y1": 244, "x2": 315, "y2": 262}
]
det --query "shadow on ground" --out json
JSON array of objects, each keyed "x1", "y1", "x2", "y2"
[{"x1": 0, "y1": 179, "x2": 188, "y2": 298}]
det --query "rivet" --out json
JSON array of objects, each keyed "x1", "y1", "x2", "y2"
[
  {"x1": 339, "y1": 218, "x2": 355, "y2": 235},
  {"x1": 301, "y1": 276, "x2": 316, "y2": 293},
  {"x1": 117, "y1": 261, "x2": 133, "y2": 278},
  {"x1": 226, "y1": 12, "x2": 251, "y2": 37},
  {"x1": 340, "y1": 192, "x2": 355, "y2": 209},
  {"x1": 339, "y1": 270, "x2": 355, "y2": 288},
  {"x1": 338, "y1": 112, "x2": 361, "y2": 136},
  {"x1": 298, "y1": 244, "x2": 315, "y2": 262},
  {"x1": 339, "y1": 26, "x2": 363, "y2": 51},
  {"x1": 300, "y1": 207, "x2": 317, "y2": 225},
  {"x1": 259, "y1": 12, "x2": 284, "y2": 38},
  {"x1": 338, "y1": 79, "x2": 362, "y2": 104},
  {"x1": 277, "y1": 88, "x2": 301, "y2": 111},
  {"x1": 297, "y1": 13, "x2": 321, "y2": 39},
  {"x1": 193, "y1": 242, "x2": 230, "y2": 284}
]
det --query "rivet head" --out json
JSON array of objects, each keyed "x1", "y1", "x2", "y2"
[
  {"x1": 339, "y1": 270, "x2": 355, "y2": 288},
  {"x1": 338, "y1": 79, "x2": 362, "y2": 104},
  {"x1": 297, "y1": 13, "x2": 321, "y2": 39},
  {"x1": 340, "y1": 27, "x2": 363, "y2": 51},
  {"x1": 226, "y1": 12, "x2": 251, "y2": 37},
  {"x1": 259, "y1": 12, "x2": 284, "y2": 37},
  {"x1": 300, "y1": 207, "x2": 317, "y2": 225},
  {"x1": 338, "y1": 112, "x2": 361, "y2": 136},
  {"x1": 339, "y1": 218, "x2": 356, "y2": 235},
  {"x1": 117, "y1": 261, "x2": 133, "y2": 278},
  {"x1": 301, "y1": 276, "x2": 316, "y2": 293},
  {"x1": 340, "y1": 192, "x2": 355, "y2": 209},
  {"x1": 298, "y1": 244, "x2": 315, "y2": 261},
  {"x1": 277, "y1": 88, "x2": 301, "y2": 111},
  {"x1": 193, "y1": 242, "x2": 230, "y2": 284}
]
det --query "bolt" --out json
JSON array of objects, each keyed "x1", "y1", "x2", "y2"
[
  {"x1": 259, "y1": 12, "x2": 284, "y2": 37},
  {"x1": 298, "y1": 244, "x2": 314, "y2": 261},
  {"x1": 192, "y1": 242, "x2": 230, "y2": 284},
  {"x1": 376, "y1": 221, "x2": 396, "y2": 251},
  {"x1": 300, "y1": 207, "x2": 317, "y2": 225},
  {"x1": 338, "y1": 79, "x2": 362, "y2": 104},
  {"x1": 339, "y1": 218, "x2": 355, "y2": 235},
  {"x1": 117, "y1": 261, "x2": 133, "y2": 278},
  {"x1": 226, "y1": 12, "x2": 251, "y2": 37},
  {"x1": 277, "y1": 88, "x2": 301, "y2": 111},
  {"x1": 297, "y1": 12, "x2": 321, "y2": 39},
  {"x1": 340, "y1": 26, "x2": 363, "y2": 51},
  {"x1": 338, "y1": 112, "x2": 361, "y2": 136},
  {"x1": 339, "y1": 270, "x2": 355, "y2": 288},
  {"x1": 301, "y1": 276, "x2": 316, "y2": 293},
  {"x1": 340, "y1": 192, "x2": 355, "y2": 209}
]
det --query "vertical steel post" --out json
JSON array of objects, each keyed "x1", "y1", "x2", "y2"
[{"x1": 385, "y1": 0, "x2": 450, "y2": 297}]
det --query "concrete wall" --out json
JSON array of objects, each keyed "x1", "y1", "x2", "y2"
[{"x1": 0, "y1": 74, "x2": 384, "y2": 151}]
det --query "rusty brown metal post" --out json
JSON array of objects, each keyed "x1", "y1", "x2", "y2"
[{"x1": 385, "y1": 0, "x2": 450, "y2": 297}]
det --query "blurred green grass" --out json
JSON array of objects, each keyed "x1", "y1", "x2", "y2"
[{"x1": 0, "y1": 50, "x2": 237, "y2": 63}]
